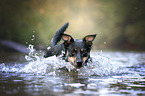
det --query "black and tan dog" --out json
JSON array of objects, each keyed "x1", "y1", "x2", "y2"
[{"x1": 44, "y1": 22, "x2": 96, "y2": 69}]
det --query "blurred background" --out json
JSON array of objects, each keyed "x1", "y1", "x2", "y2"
[{"x1": 0, "y1": 0, "x2": 145, "y2": 51}]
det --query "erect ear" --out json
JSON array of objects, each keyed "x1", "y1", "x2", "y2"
[
  {"x1": 83, "y1": 34, "x2": 97, "y2": 46},
  {"x1": 62, "y1": 34, "x2": 74, "y2": 46}
]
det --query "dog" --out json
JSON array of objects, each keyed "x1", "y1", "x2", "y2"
[{"x1": 44, "y1": 22, "x2": 96, "y2": 69}]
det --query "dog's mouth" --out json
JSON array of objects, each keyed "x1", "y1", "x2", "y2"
[{"x1": 69, "y1": 61, "x2": 83, "y2": 69}]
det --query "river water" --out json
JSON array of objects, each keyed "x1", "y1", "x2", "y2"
[{"x1": 0, "y1": 46, "x2": 145, "y2": 96}]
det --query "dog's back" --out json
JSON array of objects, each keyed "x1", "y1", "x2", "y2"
[
  {"x1": 44, "y1": 22, "x2": 69, "y2": 57},
  {"x1": 44, "y1": 22, "x2": 96, "y2": 69}
]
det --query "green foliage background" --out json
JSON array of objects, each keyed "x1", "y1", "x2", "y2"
[{"x1": 0, "y1": 0, "x2": 145, "y2": 50}]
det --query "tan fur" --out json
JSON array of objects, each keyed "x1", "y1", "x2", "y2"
[
  {"x1": 82, "y1": 57, "x2": 89, "y2": 63},
  {"x1": 85, "y1": 36, "x2": 95, "y2": 41},
  {"x1": 68, "y1": 56, "x2": 88, "y2": 65},
  {"x1": 68, "y1": 57, "x2": 76, "y2": 64},
  {"x1": 81, "y1": 49, "x2": 84, "y2": 52}
]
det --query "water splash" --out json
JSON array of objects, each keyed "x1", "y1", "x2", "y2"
[
  {"x1": 1, "y1": 44, "x2": 144, "y2": 76},
  {"x1": 77, "y1": 51, "x2": 121, "y2": 76},
  {"x1": 20, "y1": 45, "x2": 117, "y2": 76}
]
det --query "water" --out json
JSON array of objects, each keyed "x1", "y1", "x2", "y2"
[{"x1": 0, "y1": 46, "x2": 145, "y2": 96}]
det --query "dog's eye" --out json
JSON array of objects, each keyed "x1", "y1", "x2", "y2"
[
  {"x1": 82, "y1": 53, "x2": 87, "y2": 57},
  {"x1": 69, "y1": 50, "x2": 76, "y2": 57},
  {"x1": 81, "y1": 50, "x2": 87, "y2": 57},
  {"x1": 71, "y1": 50, "x2": 75, "y2": 54},
  {"x1": 72, "y1": 49, "x2": 77, "y2": 53}
]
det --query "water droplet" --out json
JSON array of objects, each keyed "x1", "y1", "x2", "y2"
[{"x1": 47, "y1": 47, "x2": 51, "y2": 50}]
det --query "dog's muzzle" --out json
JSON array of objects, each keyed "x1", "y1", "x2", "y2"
[{"x1": 76, "y1": 61, "x2": 83, "y2": 68}]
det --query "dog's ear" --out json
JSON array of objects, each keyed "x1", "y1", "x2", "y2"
[
  {"x1": 62, "y1": 34, "x2": 74, "y2": 46},
  {"x1": 83, "y1": 34, "x2": 96, "y2": 46}
]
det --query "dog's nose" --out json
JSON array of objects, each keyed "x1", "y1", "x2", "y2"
[{"x1": 77, "y1": 62, "x2": 83, "y2": 68}]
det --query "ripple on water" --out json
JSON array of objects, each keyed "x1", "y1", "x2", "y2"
[
  {"x1": 1, "y1": 51, "x2": 145, "y2": 77},
  {"x1": 0, "y1": 50, "x2": 145, "y2": 96}
]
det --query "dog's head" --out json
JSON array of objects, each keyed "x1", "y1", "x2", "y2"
[{"x1": 62, "y1": 34, "x2": 96, "y2": 68}]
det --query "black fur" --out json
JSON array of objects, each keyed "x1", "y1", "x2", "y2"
[
  {"x1": 44, "y1": 22, "x2": 96, "y2": 68},
  {"x1": 50, "y1": 22, "x2": 69, "y2": 47}
]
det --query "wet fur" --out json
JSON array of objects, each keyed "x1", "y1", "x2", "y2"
[{"x1": 44, "y1": 22, "x2": 96, "y2": 68}]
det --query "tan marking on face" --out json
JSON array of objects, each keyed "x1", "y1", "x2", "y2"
[
  {"x1": 82, "y1": 57, "x2": 89, "y2": 63},
  {"x1": 67, "y1": 52, "x2": 69, "y2": 56},
  {"x1": 68, "y1": 57, "x2": 76, "y2": 65},
  {"x1": 75, "y1": 48, "x2": 77, "y2": 51},
  {"x1": 81, "y1": 49, "x2": 84, "y2": 52}
]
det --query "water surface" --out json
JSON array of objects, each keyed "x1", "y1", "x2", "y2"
[{"x1": 0, "y1": 49, "x2": 145, "y2": 96}]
